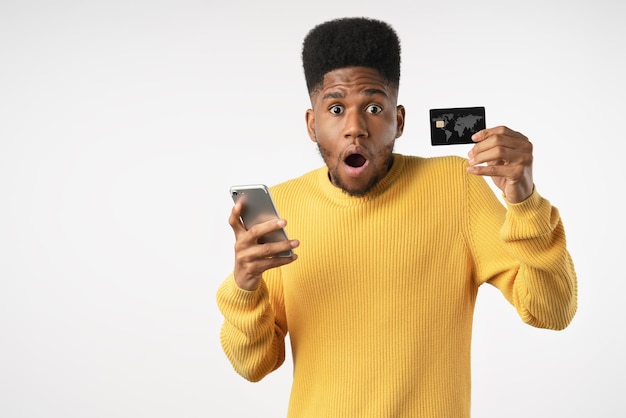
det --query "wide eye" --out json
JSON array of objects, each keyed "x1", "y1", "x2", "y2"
[
  {"x1": 329, "y1": 105, "x2": 344, "y2": 115},
  {"x1": 367, "y1": 104, "x2": 383, "y2": 114}
]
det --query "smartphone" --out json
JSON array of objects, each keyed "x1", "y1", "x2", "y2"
[{"x1": 229, "y1": 184, "x2": 293, "y2": 257}]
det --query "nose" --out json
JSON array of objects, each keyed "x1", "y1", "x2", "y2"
[{"x1": 343, "y1": 109, "x2": 367, "y2": 140}]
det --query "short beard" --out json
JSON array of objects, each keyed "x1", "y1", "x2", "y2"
[{"x1": 316, "y1": 143, "x2": 394, "y2": 197}]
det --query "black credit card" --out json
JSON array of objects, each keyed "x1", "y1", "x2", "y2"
[{"x1": 429, "y1": 106, "x2": 486, "y2": 145}]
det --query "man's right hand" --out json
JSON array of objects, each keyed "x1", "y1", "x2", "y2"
[{"x1": 228, "y1": 201, "x2": 299, "y2": 291}]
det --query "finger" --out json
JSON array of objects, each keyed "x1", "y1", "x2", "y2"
[
  {"x1": 472, "y1": 125, "x2": 524, "y2": 142},
  {"x1": 245, "y1": 218, "x2": 289, "y2": 243},
  {"x1": 249, "y1": 240, "x2": 300, "y2": 260},
  {"x1": 239, "y1": 251, "x2": 298, "y2": 271},
  {"x1": 228, "y1": 201, "x2": 246, "y2": 234},
  {"x1": 470, "y1": 145, "x2": 516, "y2": 167},
  {"x1": 469, "y1": 130, "x2": 532, "y2": 166},
  {"x1": 246, "y1": 253, "x2": 298, "y2": 272},
  {"x1": 235, "y1": 235, "x2": 300, "y2": 273},
  {"x1": 234, "y1": 245, "x2": 298, "y2": 290},
  {"x1": 470, "y1": 126, "x2": 526, "y2": 158},
  {"x1": 467, "y1": 161, "x2": 526, "y2": 180},
  {"x1": 233, "y1": 215, "x2": 295, "y2": 256}
]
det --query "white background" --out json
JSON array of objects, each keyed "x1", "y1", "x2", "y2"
[{"x1": 1, "y1": 1, "x2": 624, "y2": 417}]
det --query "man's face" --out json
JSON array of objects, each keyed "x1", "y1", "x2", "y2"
[{"x1": 306, "y1": 67, "x2": 405, "y2": 197}]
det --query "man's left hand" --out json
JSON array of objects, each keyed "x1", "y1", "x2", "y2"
[{"x1": 467, "y1": 126, "x2": 534, "y2": 204}]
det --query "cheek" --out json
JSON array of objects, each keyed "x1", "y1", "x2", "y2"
[
  {"x1": 314, "y1": 115, "x2": 337, "y2": 133},
  {"x1": 316, "y1": 137, "x2": 339, "y2": 157},
  {"x1": 372, "y1": 117, "x2": 399, "y2": 142},
  {"x1": 313, "y1": 120, "x2": 343, "y2": 145}
]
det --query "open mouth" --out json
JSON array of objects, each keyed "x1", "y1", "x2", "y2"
[{"x1": 345, "y1": 153, "x2": 367, "y2": 168}]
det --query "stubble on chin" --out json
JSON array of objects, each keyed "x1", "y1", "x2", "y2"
[{"x1": 316, "y1": 144, "x2": 393, "y2": 197}]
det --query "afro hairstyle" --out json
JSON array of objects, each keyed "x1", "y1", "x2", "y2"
[{"x1": 301, "y1": 17, "x2": 401, "y2": 94}]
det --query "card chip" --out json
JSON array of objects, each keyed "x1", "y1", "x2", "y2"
[{"x1": 435, "y1": 120, "x2": 445, "y2": 128}]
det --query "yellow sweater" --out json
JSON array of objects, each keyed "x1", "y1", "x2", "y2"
[{"x1": 217, "y1": 154, "x2": 577, "y2": 418}]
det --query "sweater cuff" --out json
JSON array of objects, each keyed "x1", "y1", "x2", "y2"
[
  {"x1": 217, "y1": 273, "x2": 269, "y2": 312},
  {"x1": 502, "y1": 187, "x2": 558, "y2": 241},
  {"x1": 504, "y1": 186, "x2": 543, "y2": 218}
]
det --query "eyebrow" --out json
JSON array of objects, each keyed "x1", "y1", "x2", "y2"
[{"x1": 321, "y1": 88, "x2": 388, "y2": 101}]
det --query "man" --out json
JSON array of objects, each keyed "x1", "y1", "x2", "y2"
[{"x1": 216, "y1": 17, "x2": 577, "y2": 417}]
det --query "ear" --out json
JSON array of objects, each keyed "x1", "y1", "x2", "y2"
[
  {"x1": 395, "y1": 105, "x2": 406, "y2": 138},
  {"x1": 305, "y1": 109, "x2": 317, "y2": 143}
]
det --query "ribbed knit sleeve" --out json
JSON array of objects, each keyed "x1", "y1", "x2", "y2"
[
  {"x1": 464, "y1": 164, "x2": 577, "y2": 330},
  {"x1": 216, "y1": 274, "x2": 287, "y2": 382},
  {"x1": 499, "y1": 190, "x2": 578, "y2": 329}
]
